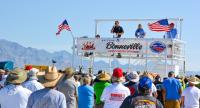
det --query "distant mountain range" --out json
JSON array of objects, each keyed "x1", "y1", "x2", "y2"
[
  {"x1": 0, "y1": 39, "x2": 199, "y2": 75},
  {"x1": 0, "y1": 39, "x2": 72, "y2": 69}
]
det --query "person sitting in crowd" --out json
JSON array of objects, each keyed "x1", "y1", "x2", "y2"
[
  {"x1": 124, "y1": 71, "x2": 139, "y2": 97},
  {"x1": 111, "y1": 21, "x2": 124, "y2": 38},
  {"x1": 27, "y1": 66, "x2": 66, "y2": 108},
  {"x1": 94, "y1": 71, "x2": 111, "y2": 108},
  {"x1": 0, "y1": 69, "x2": 7, "y2": 88},
  {"x1": 101, "y1": 68, "x2": 130, "y2": 108},
  {"x1": 0, "y1": 68, "x2": 32, "y2": 108},
  {"x1": 135, "y1": 24, "x2": 146, "y2": 38},
  {"x1": 78, "y1": 76, "x2": 94, "y2": 108},
  {"x1": 120, "y1": 76, "x2": 163, "y2": 108},
  {"x1": 182, "y1": 76, "x2": 200, "y2": 108},
  {"x1": 164, "y1": 23, "x2": 178, "y2": 39},
  {"x1": 57, "y1": 67, "x2": 78, "y2": 108},
  {"x1": 162, "y1": 71, "x2": 182, "y2": 108},
  {"x1": 22, "y1": 68, "x2": 44, "y2": 92}
]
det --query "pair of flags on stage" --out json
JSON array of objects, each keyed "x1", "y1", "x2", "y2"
[
  {"x1": 55, "y1": 19, "x2": 171, "y2": 35},
  {"x1": 56, "y1": 19, "x2": 71, "y2": 35}
]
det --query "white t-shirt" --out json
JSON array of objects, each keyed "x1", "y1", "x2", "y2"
[
  {"x1": 0, "y1": 84, "x2": 32, "y2": 108},
  {"x1": 0, "y1": 75, "x2": 7, "y2": 87},
  {"x1": 22, "y1": 79, "x2": 44, "y2": 92},
  {"x1": 182, "y1": 86, "x2": 200, "y2": 108},
  {"x1": 101, "y1": 83, "x2": 130, "y2": 108},
  {"x1": 151, "y1": 83, "x2": 157, "y2": 96}
]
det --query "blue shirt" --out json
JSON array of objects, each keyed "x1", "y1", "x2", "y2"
[
  {"x1": 27, "y1": 88, "x2": 66, "y2": 108},
  {"x1": 166, "y1": 28, "x2": 177, "y2": 39},
  {"x1": 78, "y1": 85, "x2": 94, "y2": 108},
  {"x1": 163, "y1": 77, "x2": 181, "y2": 100},
  {"x1": 135, "y1": 28, "x2": 145, "y2": 38}
]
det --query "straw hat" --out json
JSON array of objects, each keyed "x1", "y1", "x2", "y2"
[
  {"x1": 64, "y1": 67, "x2": 74, "y2": 77},
  {"x1": 6, "y1": 68, "x2": 27, "y2": 84},
  {"x1": 142, "y1": 72, "x2": 153, "y2": 81},
  {"x1": 188, "y1": 77, "x2": 200, "y2": 85},
  {"x1": 0, "y1": 69, "x2": 5, "y2": 74},
  {"x1": 97, "y1": 72, "x2": 111, "y2": 81},
  {"x1": 38, "y1": 66, "x2": 63, "y2": 88}
]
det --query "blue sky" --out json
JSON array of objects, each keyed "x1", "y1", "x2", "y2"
[{"x1": 0, "y1": 0, "x2": 200, "y2": 71}]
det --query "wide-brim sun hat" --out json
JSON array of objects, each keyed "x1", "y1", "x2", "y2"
[
  {"x1": 126, "y1": 71, "x2": 139, "y2": 82},
  {"x1": 6, "y1": 68, "x2": 27, "y2": 84},
  {"x1": 0, "y1": 69, "x2": 5, "y2": 74},
  {"x1": 97, "y1": 71, "x2": 111, "y2": 81},
  {"x1": 142, "y1": 72, "x2": 153, "y2": 81},
  {"x1": 38, "y1": 66, "x2": 63, "y2": 88},
  {"x1": 188, "y1": 76, "x2": 200, "y2": 85}
]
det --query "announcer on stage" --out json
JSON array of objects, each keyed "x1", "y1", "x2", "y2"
[{"x1": 111, "y1": 21, "x2": 124, "y2": 38}]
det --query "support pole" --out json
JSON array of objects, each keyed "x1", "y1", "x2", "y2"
[{"x1": 69, "y1": 31, "x2": 75, "y2": 68}]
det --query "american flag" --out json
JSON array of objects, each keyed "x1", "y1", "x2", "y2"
[
  {"x1": 148, "y1": 19, "x2": 171, "y2": 32},
  {"x1": 56, "y1": 19, "x2": 71, "y2": 35}
]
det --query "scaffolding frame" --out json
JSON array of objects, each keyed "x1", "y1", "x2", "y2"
[{"x1": 73, "y1": 18, "x2": 185, "y2": 76}]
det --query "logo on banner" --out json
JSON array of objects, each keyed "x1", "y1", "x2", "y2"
[
  {"x1": 81, "y1": 42, "x2": 95, "y2": 50},
  {"x1": 150, "y1": 41, "x2": 166, "y2": 53},
  {"x1": 106, "y1": 42, "x2": 142, "y2": 53}
]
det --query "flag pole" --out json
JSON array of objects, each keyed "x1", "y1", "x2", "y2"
[{"x1": 69, "y1": 30, "x2": 75, "y2": 69}]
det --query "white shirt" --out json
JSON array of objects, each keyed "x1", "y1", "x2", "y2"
[
  {"x1": 182, "y1": 86, "x2": 200, "y2": 108},
  {"x1": 22, "y1": 79, "x2": 44, "y2": 92},
  {"x1": 151, "y1": 83, "x2": 157, "y2": 96},
  {"x1": 101, "y1": 83, "x2": 130, "y2": 108},
  {"x1": 0, "y1": 75, "x2": 7, "y2": 87},
  {"x1": 0, "y1": 84, "x2": 32, "y2": 108}
]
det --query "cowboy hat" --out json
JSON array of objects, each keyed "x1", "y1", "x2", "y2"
[
  {"x1": 97, "y1": 72, "x2": 111, "y2": 81},
  {"x1": 188, "y1": 77, "x2": 200, "y2": 85},
  {"x1": 0, "y1": 69, "x2": 5, "y2": 74},
  {"x1": 38, "y1": 66, "x2": 63, "y2": 88},
  {"x1": 6, "y1": 68, "x2": 27, "y2": 84}
]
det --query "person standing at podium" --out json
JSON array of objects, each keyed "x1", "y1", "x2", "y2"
[{"x1": 111, "y1": 21, "x2": 124, "y2": 38}]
